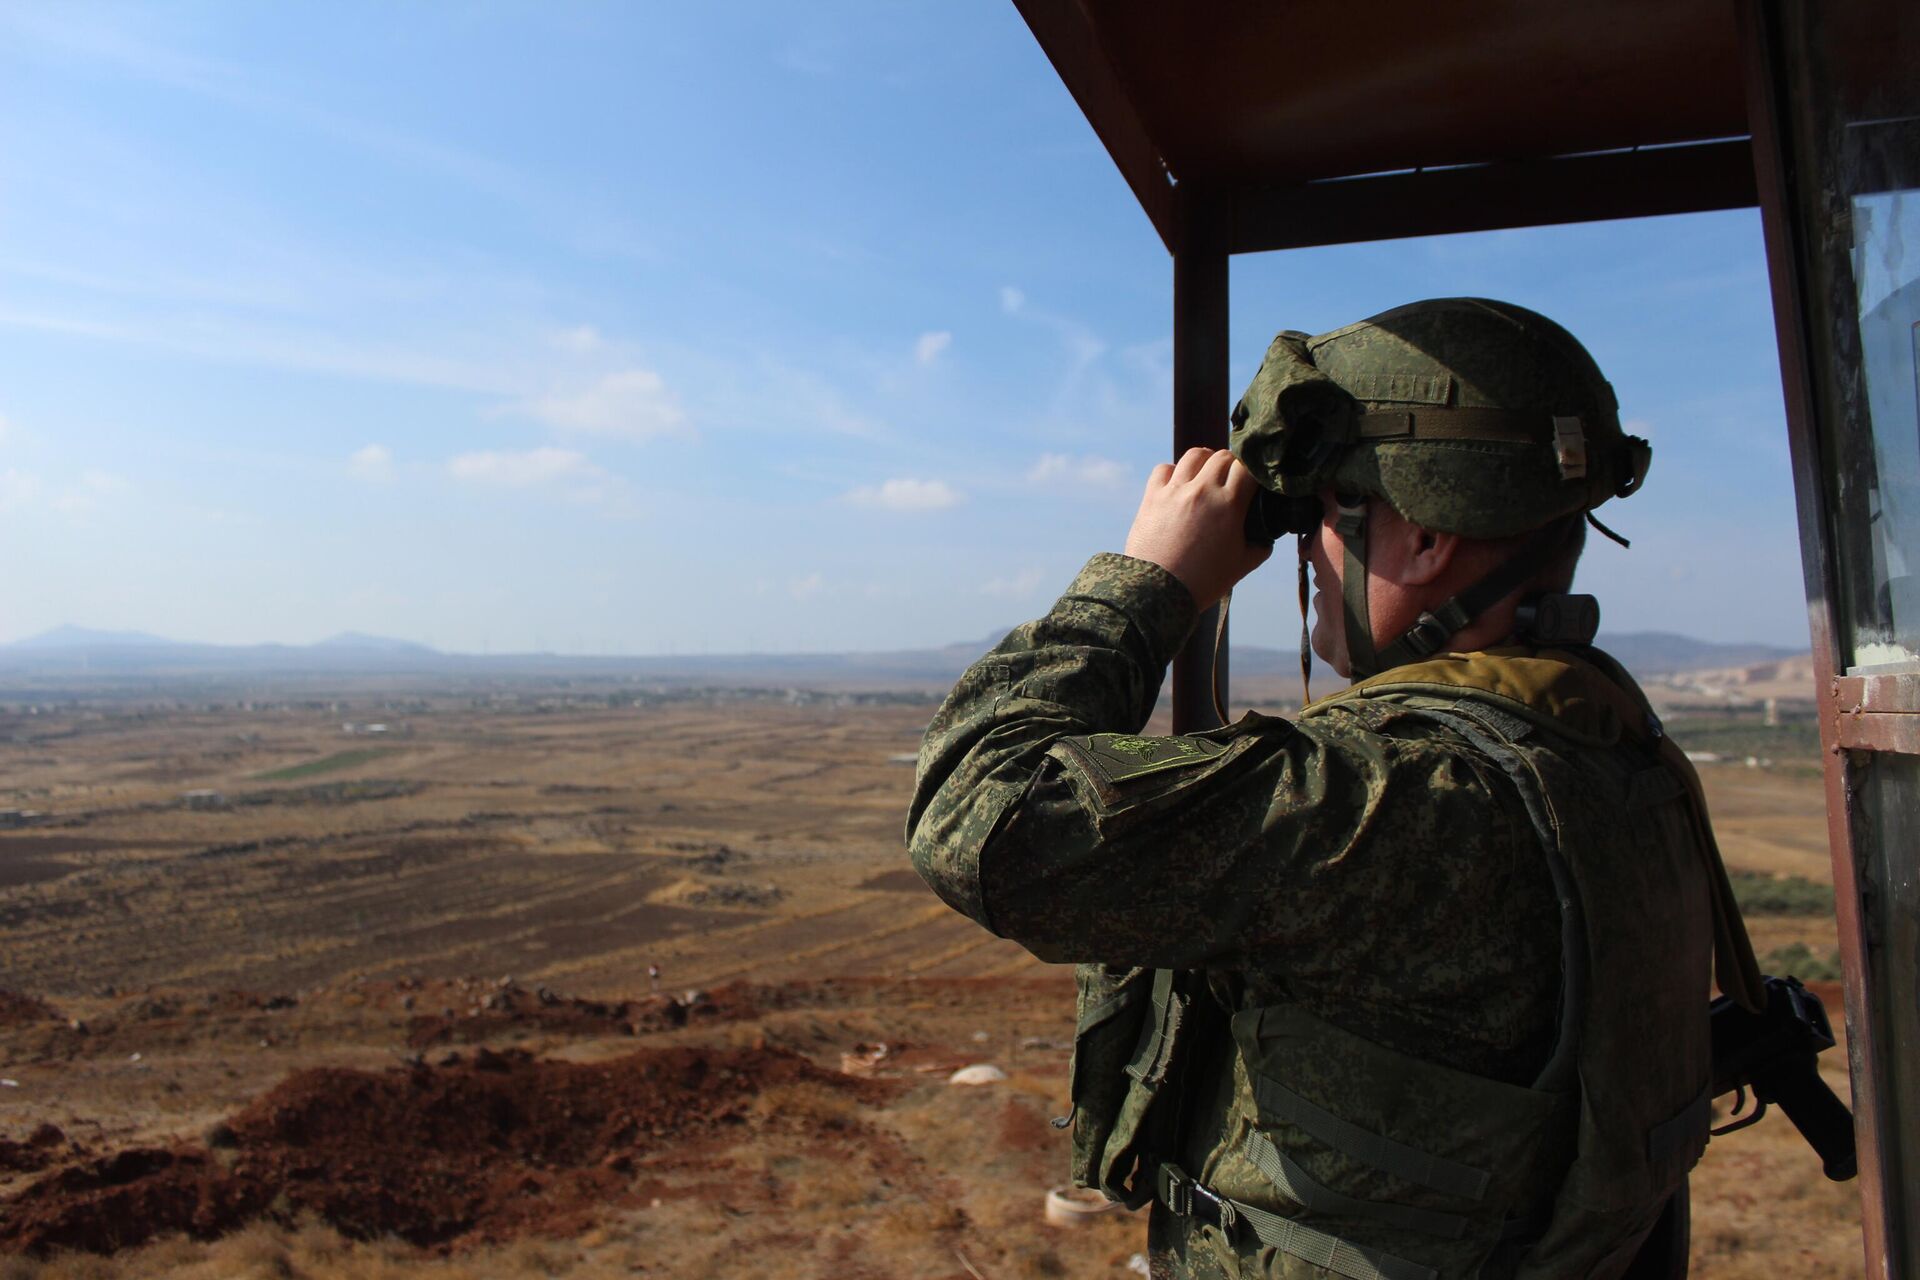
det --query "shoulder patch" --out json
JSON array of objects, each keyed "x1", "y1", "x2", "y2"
[{"x1": 1060, "y1": 732, "x2": 1229, "y2": 785}]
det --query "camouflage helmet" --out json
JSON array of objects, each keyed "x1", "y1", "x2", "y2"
[
  {"x1": 1229, "y1": 299, "x2": 1650, "y2": 678},
  {"x1": 1230, "y1": 297, "x2": 1650, "y2": 539}
]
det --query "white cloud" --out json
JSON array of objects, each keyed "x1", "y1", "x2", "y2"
[
  {"x1": 789, "y1": 572, "x2": 825, "y2": 600},
  {"x1": 1028, "y1": 452, "x2": 1128, "y2": 489},
  {"x1": 0, "y1": 467, "x2": 125, "y2": 517},
  {"x1": 52, "y1": 469, "x2": 130, "y2": 513},
  {"x1": 843, "y1": 477, "x2": 962, "y2": 512},
  {"x1": 450, "y1": 447, "x2": 594, "y2": 487},
  {"x1": 0, "y1": 469, "x2": 42, "y2": 509},
  {"x1": 914, "y1": 330, "x2": 952, "y2": 366},
  {"x1": 0, "y1": 304, "x2": 519, "y2": 396},
  {"x1": 552, "y1": 325, "x2": 604, "y2": 354},
  {"x1": 995, "y1": 293, "x2": 1114, "y2": 425},
  {"x1": 3, "y1": 8, "x2": 659, "y2": 269},
  {"x1": 81, "y1": 469, "x2": 128, "y2": 491},
  {"x1": 981, "y1": 568, "x2": 1046, "y2": 599},
  {"x1": 348, "y1": 443, "x2": 394, "y2": 483},
  {"x1": 736, "y1": 364, "x2": 888, "y2": 440},
  {"x1": 448, "y1": 448, "x2": 617, "y2": 506},
  {"x1": 514, "y1": 368, "x2": 686, "y2": 441}
]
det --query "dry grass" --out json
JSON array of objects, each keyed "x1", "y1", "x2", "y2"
[
  {"x1": 6, "y1": 1222, "x2": 657, "y2": 1280},
  {"x1": 0, "y1": 696, "x2": 1869, "y2": 1277},
  {"x1": 0, "y1": 700, "x2": 1021, "y2": 1000}
]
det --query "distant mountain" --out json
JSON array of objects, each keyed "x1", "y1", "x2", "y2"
[
  {"x1": 0, "y1": 622, "x2": 1806, "y2": 688},
  {"x1": 1229, "y1": 646, "x2": 1303, "y2": 677},
  {"x1": 312, "y1": 632, "x2": 439, "y2": 655},
  {"x1": 1589, "y1": 632, "x2": 1802, "y2": 676},
  {"x1": 7, "y1": 625, "x2": 176, "y2": 650},
  {"x1": 0, "y1": 627, "x2": 448, "y2": 679}
]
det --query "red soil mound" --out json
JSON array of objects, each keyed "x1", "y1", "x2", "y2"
[
  {"x1": 399, "y1": 978, "x2": 759, "y2": 1048},
  {"x1": 0, "y1": 989, "x2": 59, "y2": 1026},
  {"x1": 2, "y1": 1044, "x2": 892, "y2": 1256},
  {"x1": 0, "y1": 1125, "x2": 70, "y2": 1174}
]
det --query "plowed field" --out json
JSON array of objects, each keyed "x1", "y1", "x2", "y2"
[{"x1": 0, "y1": 693, "x2": 1862, "y2": 1277}]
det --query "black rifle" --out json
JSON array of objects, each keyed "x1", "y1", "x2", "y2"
[{"x1": 1710, "y1": 974, "x2": 1857, "y2": 1181}]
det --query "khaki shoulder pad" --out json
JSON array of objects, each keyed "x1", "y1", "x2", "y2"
[{"x1": 1058, "y1": 732, "x2": 1229, "y2": 786}]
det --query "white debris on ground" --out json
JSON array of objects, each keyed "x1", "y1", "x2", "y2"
[{"x1": 948, "y1": 1063, "x2": 1007, "y2": 1086}]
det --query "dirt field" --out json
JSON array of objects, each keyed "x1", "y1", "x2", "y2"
[{"x1": 0, "y1": 689, "x2": 1865, "y2": 1277}]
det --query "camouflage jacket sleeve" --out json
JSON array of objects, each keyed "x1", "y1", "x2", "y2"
[
  {"x1": 908, "y1": 554, "x2": 1556, "y2": 988},
  {"x1": 907, "y1": 553, "x2": 1199, "y2": 924}
]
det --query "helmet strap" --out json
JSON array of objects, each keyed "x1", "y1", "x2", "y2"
[
  {"x1": 1296, "y1": 552, "x2": 1313, "y2": 706},
  {"x1": 1585, "y1": 509, "x2": 1632, "y2": 548},
  {"x1": 1210, "y1": 590, "x2": 1233, "y2": 727},
  {"x1": 1334, "y1": 497, "x2": 1379, "y2": 679},
  {"x1": 1374, "y1": 515, "x2": 1584, "y2": 670}
]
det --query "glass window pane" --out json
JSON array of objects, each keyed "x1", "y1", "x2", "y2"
[
  {"x1": 1849, "y1": 186, "x2": 1920, "y2": 669},
  {"x1": 1782, "y1": 0, "x2": 1920, "y2": 673},
  {"x1": 1856, "y1": 751, "x2": 1920, "y2": 1252}
]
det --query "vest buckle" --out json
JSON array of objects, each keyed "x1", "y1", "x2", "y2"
[
  {"x1": 1156, "y1": 1163, "x2": 1194, "y2": 1217},
  {"x1": 1156, "y1": 1163, "x2": 1238, "y2": 1236},
  {"x1": 1401, "y1": 612, "x2": 1453, "y2": 659}
]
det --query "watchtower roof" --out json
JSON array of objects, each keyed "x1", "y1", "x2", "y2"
[{"x1": 1017, "y1": 0, "x2": 1756, "y2": 251}]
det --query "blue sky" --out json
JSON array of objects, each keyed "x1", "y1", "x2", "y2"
[{"x1": 0, "y1": 3, "x2": 1810, "y2": 653}]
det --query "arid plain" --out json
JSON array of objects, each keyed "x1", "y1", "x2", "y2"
[{"x1": 0, "y1": 679, "x2": 1859, "y2": 1278}]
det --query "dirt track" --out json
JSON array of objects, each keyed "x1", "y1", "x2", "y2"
[{"x1": 0, "y1": 694, "x2": 1864, "y2": 1277}]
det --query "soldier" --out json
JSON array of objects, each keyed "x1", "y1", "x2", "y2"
[{"x1": 907, "y1": 299, "x2": 1763, "y2": 1279}]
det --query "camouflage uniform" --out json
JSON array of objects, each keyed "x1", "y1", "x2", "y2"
[
  {"x1": 910, "y1": 552, "x2": 1559, "y2": 1075},
  {"x1": 909, "y1": 550, "x2": 1743, "y2": 1279},
  {"x1": 910, "y1": 300, "x2": 1754, "y2": 1279}
]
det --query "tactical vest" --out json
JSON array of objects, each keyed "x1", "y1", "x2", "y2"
[{"x1": 1061, "y1": 649, "x2": 1761, "y2": 1280}]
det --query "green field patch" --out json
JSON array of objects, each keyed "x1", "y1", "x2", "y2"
[
  {"x1": 1729, "y1": 870, "x2": 1835, "y2": 917},
  {"x1": 254, "y1": 748, "x2": 399, "y2": 782},
  {"x1": 1664, "y1": 715, "x2": 1822, "y2": 764},
  {"x1": 1761, "y1": 941, "x2": 1844, "y2": 982}
]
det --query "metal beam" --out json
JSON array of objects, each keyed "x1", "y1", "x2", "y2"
[
  {"x1": 1834, "y1": 714, "x2": 1920, "y2": 755},
  {"x1": 1228, "y1": 140, "x2": 1758, "y2": 255},
  {"x1": 1834, "y1": 673, "x2": 1920, "y2": 715},
  {"x1": 1171, "y1": 182, "x2": 1230, "y2": 733},
  {"x1": 1738, "y1": 1, "x2": 1893, "y2": 1273},
  {"x1": 1012, "y1": 0, "x2": 1176, "y2": 251},
  {"x1": 1832, "y1": 672, "x2": 1920, "y2": 752}
]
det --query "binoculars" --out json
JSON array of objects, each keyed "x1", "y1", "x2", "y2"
[{"x1": 1243, "y1": 489, "x2": 1323, "y2": 546}]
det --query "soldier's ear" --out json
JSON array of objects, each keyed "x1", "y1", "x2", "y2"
[{"x1": 1399, "y1": 525, "x2": 1459, "y2": 587}]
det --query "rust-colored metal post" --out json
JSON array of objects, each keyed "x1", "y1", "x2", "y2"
[
  {"x1": 1171, "y1": 181, "x2": 1230, "y2": 733},
  {"x1": 1736, "y1": 1, "x2": 1892, "y2": 1274}
]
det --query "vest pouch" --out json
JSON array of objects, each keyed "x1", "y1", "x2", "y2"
[
  {"x1": 1066, "y1": 965, "x2": 1190, "y2": 1207},
  {"x1": 1513, "y1": 1020, "x2": 1711, "y2": 1280},
  {"x1": 1512, "y1": 1086, "x2": 1700, "y2": 1280},
  {"x1": 1516, "y1": 760, "x2": 1716, "y2": 1280},
  {"x1": 1225, "y1": 1003, "x2": 1571, "y2": 1276}
]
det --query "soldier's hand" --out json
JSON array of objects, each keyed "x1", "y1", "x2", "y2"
[{"x1": 1123, "y1": 448, "x2": 1273, "y2": 611}]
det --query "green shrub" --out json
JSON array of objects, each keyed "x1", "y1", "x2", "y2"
[
  {"x1": 1728, "y1": 871, "x2": 1834, "y2": 916},
  {"x1": 1761, "y1": 941, "x2": 1843, "y2": 982}
]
